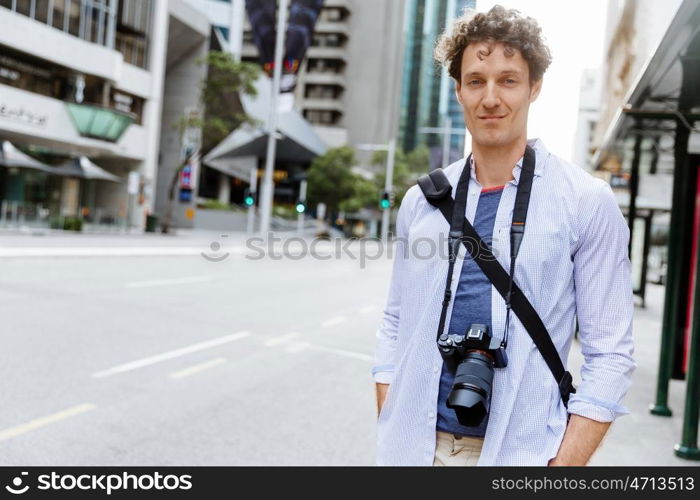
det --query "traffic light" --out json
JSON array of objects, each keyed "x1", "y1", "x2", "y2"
[
  {"x1": 295, "y1": 199, "x2": 306, "y2": 214},
  {"x1": 380, "y1": 191, "x2": 391, "y2": 209},
  {"x1": 243, "y1": 188, "x2": 256, "y2": 207}
]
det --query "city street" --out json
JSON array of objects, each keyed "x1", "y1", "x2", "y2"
[
  {"x1": 0, "y1": 231, "x2": 388, "y2": 465},
  {"x1": 0, "y1": 230, "x2": 696, "y2": 466}
]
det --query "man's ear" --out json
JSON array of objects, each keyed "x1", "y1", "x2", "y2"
[
  {"x1": 454, "y1": 81, "x2": 463, "y2": 105},
  {"x1": 529, "y1": 79, "x2": 543, "y2": 102}
]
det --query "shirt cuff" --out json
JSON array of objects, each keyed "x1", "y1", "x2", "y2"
[
  {"x1": 372, "y1": 364, "x2": 394, "y2": 384},
  {"x1": 567, "y1": 393, "x2": 630, "y2": 422}
]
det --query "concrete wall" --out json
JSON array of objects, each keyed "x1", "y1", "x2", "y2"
[
  {"x1": 154, "y1": 24, "x2": 209, "y2": 229},
  {"x1": 343, "y1": 0, "x2": 406, "y2": 148}
]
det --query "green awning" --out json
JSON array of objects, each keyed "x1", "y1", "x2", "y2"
[{"x1": 65, "y1": 103, "x2": 136, "y2": 142}]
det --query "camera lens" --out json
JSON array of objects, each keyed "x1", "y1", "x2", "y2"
[{"x1": 446, "y1": 351, "x2": 494, "y2": 427}]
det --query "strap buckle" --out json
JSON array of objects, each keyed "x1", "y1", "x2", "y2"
[
  {"x1": 442, "y1": 289, "x2": 452, "y2": 307},
  {"x1": 448, "y1": 231, "x2": 462, "y2": 263},
  {"x1": 558, "y1": 371, "x2": 575, "y2": 404}
]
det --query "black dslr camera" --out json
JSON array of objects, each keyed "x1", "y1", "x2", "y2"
[{"x1": 437, "y1": 324, "x2": 507, "y2": 427}]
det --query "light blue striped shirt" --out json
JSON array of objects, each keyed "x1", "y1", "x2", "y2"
[{"x1": 372, "y1": 138, "x2": 636, "y2": 466}]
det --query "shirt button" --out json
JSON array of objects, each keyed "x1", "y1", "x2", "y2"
[
  {"x1": 433, "y1": 364, "x2": 439, "y2": 373},
  {"x1": 428, "y1": 411, "x2": 435, "y2": 419}
]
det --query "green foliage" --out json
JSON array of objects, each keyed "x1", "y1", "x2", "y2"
[
  {"x1": 49, "y1": 216, "x2": 83, "y2": 231},
  {"x1": 273, "y1": 205, "x2": 298, "y2": 220},
  {"x1": 306, "y1": 146, "x2": 360, "y2": 216},
  {"x1": 370, "y1": 144, "x2": 429, "y2": 206},
  {"x1": 306, "y1": 145, "x2": 432, "y2": 218},
  {"x1": 175, "y1": 51, "x2": 261, "y2": 154},
  {"x1": 198, "y1": 199, "x2": 235, "y2": 211},
  {"x1": 339, "y1": 175, "x2": 377, "y2": 213}
]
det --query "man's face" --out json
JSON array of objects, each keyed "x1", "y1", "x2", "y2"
[{"x1": 455, "y1": 41, "x2": 542, "y2": 149}]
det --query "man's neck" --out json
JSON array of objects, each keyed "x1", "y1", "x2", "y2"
[{"x1": 472, "y1": 137, "x2": 528, "y2": 189}]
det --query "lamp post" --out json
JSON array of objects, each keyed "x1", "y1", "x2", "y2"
[
  {"x1": 258, "y1": 0, "x2": 289, "y2": 238},
  {"x1": 357, "y1": 139, "x2": 396, "y2": 241},
  {"x1": 419, "y1": 116, "x2": 467, "y2": 169}
]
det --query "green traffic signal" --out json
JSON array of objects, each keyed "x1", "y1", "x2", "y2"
[
  {"x1": 380, "y1": 191, "x2": 391, "y2": 209},
  {"x1": 244, "y1": 195, "x2": 255, "y2": 207},
  {"x1": 295, "y1": 202, "x2": 306, "y2": 214}
]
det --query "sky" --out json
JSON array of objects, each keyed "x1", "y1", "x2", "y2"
[{"x1": 469, "y1": 0, "x2": 610, "y2": 162}]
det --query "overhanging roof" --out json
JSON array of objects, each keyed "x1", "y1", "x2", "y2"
[
  {"x1": 203, "y1": 75, "x2": 327, "y2": 180},
  {"x1": 593, "y1": 0, "x2": 700, "y2": 166},
  {"x1": 0, "y1": 140, "x2": 52, "y2": 172},
  {"x1": 52, "y1": 156, "x2": 122, "y2": 182}
]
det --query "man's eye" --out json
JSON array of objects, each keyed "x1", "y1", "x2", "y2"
[
  {"x1": 504, "y1": 79, "x2": 517, "y2": 84},
  {"x1": 468, "y1": 80, "x2": 481, "y2": 86}
]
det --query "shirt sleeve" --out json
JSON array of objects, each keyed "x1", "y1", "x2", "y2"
[
  {"x1": 371, "y1": 188, "x2": 415, "y2": 384},
  {"x1": 567, "y1": 180, "x2": 636, "y2": 422}
]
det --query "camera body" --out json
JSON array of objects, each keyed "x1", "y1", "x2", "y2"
[{"x1": 437, "y1": 324, "x2": 507, "y2": 427}]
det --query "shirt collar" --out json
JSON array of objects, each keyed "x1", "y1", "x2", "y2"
[{"x1": 467, "y1": 138, "x2": 548, "y2": 186}]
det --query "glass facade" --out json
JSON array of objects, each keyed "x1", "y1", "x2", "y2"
[{"x1": 399, "y1": 0, "x2": 475, "y2": 154}]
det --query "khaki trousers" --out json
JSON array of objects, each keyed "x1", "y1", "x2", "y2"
[{"x1": 433, "y1": 431, "x2": 485, "y2": 466}]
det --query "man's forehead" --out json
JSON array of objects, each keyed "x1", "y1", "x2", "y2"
[{"x1": 461, "y1": 42, "x2": 527, "y2": 70}]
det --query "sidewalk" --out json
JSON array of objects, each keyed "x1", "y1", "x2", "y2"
[
  {"x1": 568, "y1": 282, "x2": 698, "y2": 466},
  {"x1": 0, "y1": 226, "x2": 336, "y2": 257}
]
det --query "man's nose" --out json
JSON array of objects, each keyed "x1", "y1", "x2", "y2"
[{"x1": 482, "y1": 82, "x2": 501, "y2": 108}]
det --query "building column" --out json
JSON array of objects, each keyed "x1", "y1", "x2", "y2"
[
  {"x1": 218, "y1": 173, "x2": 231, "y2": 205},
  {"x1": 135, "y1": 0, "x2": 169, "y2": 231},
  {"x1": 651, "y1": 121, "x2": 691, "y2": 416}
]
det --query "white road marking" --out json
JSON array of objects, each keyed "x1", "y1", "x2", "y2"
[
  {"x1": 0, "y1": 403, "x2": 96, "y2": 442},
  {"x1": 265, "y1": 337, "x2": 372, "y2": 362},
  {"x1": 304, "y1": 343, "x2": 373, "y2": 362},
  {"x1": 169, "y1": 358, "x2": 227, "y2": 379},
  {"x1": 264, "y1": 332, "x2": 301, "y2": 347},
  {"x1": 321, "y1": 316, "x2": 346, "y2": 328},
  {"x1": 359, "y1": 305, "x2": 377, "y2": 314},
  {"x1": 91, "y1": 331, "x2": 251, "y2": 378},
  {"x1": 126, "y1": 276, "x2": 212, "y2": 288}
]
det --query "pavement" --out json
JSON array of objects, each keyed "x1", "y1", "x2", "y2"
[{"x1": 0, "y1": 228, "x2": 697, "y2": 466}]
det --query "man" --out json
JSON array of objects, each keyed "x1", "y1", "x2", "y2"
[{"x1": 372, "y1": 5, "x2": 635, "y2": 466}]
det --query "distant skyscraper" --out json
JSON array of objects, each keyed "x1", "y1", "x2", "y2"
[{"x1": 399, "y1": 0, "x2": 475, "y2": 158}]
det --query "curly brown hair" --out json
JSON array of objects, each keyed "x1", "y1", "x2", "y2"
[{"x1": 434, "y1": 5, "x2": 552, "y2": 84}]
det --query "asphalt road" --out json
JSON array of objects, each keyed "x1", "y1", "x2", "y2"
[
  {"x1": 0, "y1": 234, "x2": 391, "y2": 465},
  {"x1": 0, "y1": 230, "x2": 695, "y2": 466}
]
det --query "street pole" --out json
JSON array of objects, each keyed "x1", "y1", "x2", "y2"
[
  {"x1": 357, "y1": 141, "x2": 396, "y2": 241},
  {"x1": 675, "y1": 231, "x2": 700, "y2": 459},
  {"x1": 381, "y1": 138, "x2": 396, "y2": 242},
  {"x1": 247, "y1": 167, "x2": 257, "y2": 235},
  {"x1": 418, "y1": 121, "x2": 467, "y2": 171},
  {"x1": 258, "y1": 0, "x2": 288, "y2": 238},
  {"x1": 297, "y1": 179, "x2": 307, "y2": 235}
]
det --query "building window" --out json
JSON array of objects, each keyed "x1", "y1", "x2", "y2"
[
  {"x1": 306, "y1": 58, "x2": 344, "y2": 74},
  {"x1": 215, "y1": 25, "x2": 230, "y2": 42},
  {"x1": 116, "y1": 0, "x2": 152, "y2": 69},
  {"x1": 305, "y1": 84, "x2": 341, "y2": 99},
  {"x1": 311, "y1": 33, "x2": 344, "y2": 48},
  {"x1": 303, "y1": 109, "x2": 341, "y2": 126},
  {"x1": 1, "y1": 0, "x2": 118, "y2": 48},
  {"x1": 321, "y1": 7, "x2": 346, "y2": 22}
]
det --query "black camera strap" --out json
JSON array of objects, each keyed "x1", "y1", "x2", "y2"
[{"x1": 417, "y1": 146, "x2": 575, "y2": 406}]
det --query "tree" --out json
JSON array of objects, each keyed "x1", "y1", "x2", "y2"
[
  {"x1": 371, "y1": 144, "x2": 430, "y2": 206},
  {"x1": 195, "y1": 51, "x2": 261, "y2": 153},
  {"x1": 306, "y1": 146, "x2": 364, "y2": 218}
]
